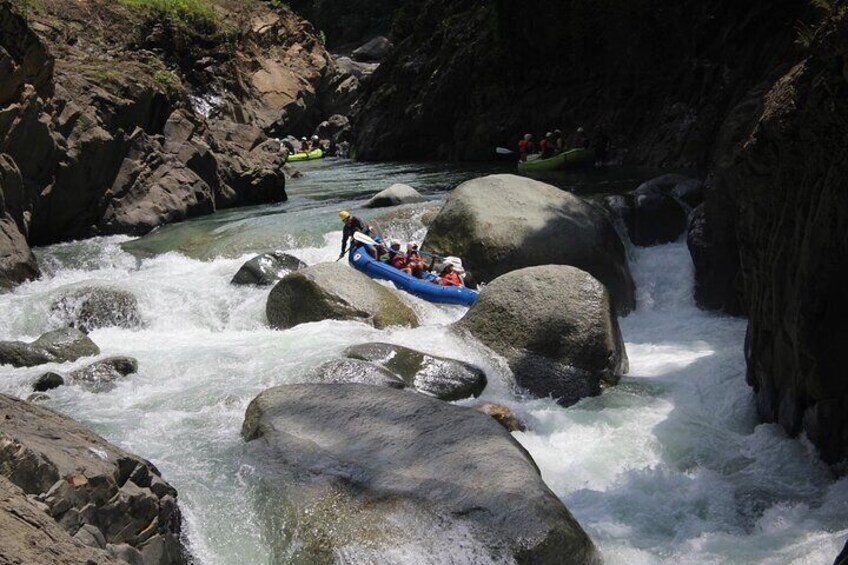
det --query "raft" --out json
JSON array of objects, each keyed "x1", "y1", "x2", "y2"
[
  {"x1": 517, "y1": 147, "x2": 596, "y2": 172},
  {"x1": 287, "y1": 148, "x2": 324, "y2": 162},
  {"x1": 348, "y1": 247, "x2": 478, "y2": 307}
]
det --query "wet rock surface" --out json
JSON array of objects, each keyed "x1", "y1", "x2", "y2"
[
  {"x1": 231, "y1": 252, "x2": 306, "y2": 286},
  {"x1": 67, "y1": 356, "x2": 139, "y2": 393},
  {"x1": 242, "y1": 383, "x2": 598, "y2": 563},
  {"x1": 424, "y1": 174, "x2": 635, "y2": 313},
  {"x1": 364, "y1": 183, "x2": 426, "y2": 208},
  {"x1": 0, "y1": 328, "x2": 99, "y2": 368},
  {"x1": 302, "y1": 358, "x2": 406, "y2": 388},
  {"x1": 343, "y1": 342, "x2": 486, "y2": 400},
  {"x1": 0, "y1": 394, "x2": 184, "y2": 564},
  {"x1": 455, "y1": 265, "x2": 627, "y2": 407},
  {"x1": 266, "y1": 262, "x2": 419, "y2": 330},
  {"x1": 474, "y1": 402, "x2": 526, "y2": 432}
]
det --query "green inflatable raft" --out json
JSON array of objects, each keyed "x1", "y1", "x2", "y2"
[
  {"x1": 517, "y1": 147, "x2": 596, "y2": 172},
  {"x1": 287, "y1": 148, "x2": 324, "y2": 162}
]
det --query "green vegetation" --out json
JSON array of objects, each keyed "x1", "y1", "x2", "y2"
[
  {"x1": 318, "y1": 30, "x2": 326, "y2": 46},
  {"x1": 152, "y1": 69, "x2": 182, "y2": 93},
  {"x1": 119, "y1": 0, "x2": 217, "y2": 26},
  {"x1": 13, "y1": 0, "x2": 44, "y2": 19}
]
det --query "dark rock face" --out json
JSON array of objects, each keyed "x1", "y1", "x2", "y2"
[
  {"x1": 302, "y1": 358, "x2": 406, "y2": 388},
  {"x1": 50, "y1": 286, "x2": 144, "y2": 332},
  {"x1": 353, "y1": 1, "x2": 801, "y2": 162},
  {"x1": 266, "y1": 262, "x2": 419, "y2": 330},
  {"x1": 364, "y1": 183, "x2": 426, "y2": 208},
  {"x1": 286, "y1": 0, "x2": 404, "y2": 48},
  {"x1": 0, "y1": 394, "x2": 184, "y2": 564},
  {"x1": 242, "y1": 384, "x2": 598, "y2": 563},
  {"x1": 629, "y1": 175, "x2": 689, "y2": 246},
  {"x1": 0, "y1": 328, "x2": 99, "y2": 368},
  {"x1": 231, "y1": 252, "x2": 306, "y2": 286},
  {"x1": 719, "y1": 52, "x2": 848, "y2": 465},
  {"x1": 352, "y1": 36, "x2": 393, "y2": 62},
  {"x1": 344, "y1": 342, "x2": 487, "y2": 401},
  {"x1": 455, "y1": 265, "x2": 627, "y2": 407},
  {"x1": 0, "y1": 154, "x2": 39, "y2": 288},
  {"x1": 424, "y1": 174, "x2": 635, "y2": 313}
]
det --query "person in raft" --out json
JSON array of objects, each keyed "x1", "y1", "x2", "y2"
[
  {"x1": 301, "y1": 136, "x2": 311, "y2": 152},
  {"x1": 517, "y1": 133, "x2": 534, "y2": 162},
  {"x1": 438, "y1": 258, "x2": 464, "y2": 287},
  {"x1": 540, "y1": 131, "x2": 556, "y2": 159},
  {"x1": 573, "y1": 127, "x2": 589, "y2": 149},
  {"x1": 338, "y1": 210, "x2": 378, "y2": 259}
]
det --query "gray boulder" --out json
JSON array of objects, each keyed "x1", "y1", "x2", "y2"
[
  {"x1": 364, "y1": 183, "x2": 426, "y2": 208},
  {"x1": 351, "y1": 36, "x2": 393, "y2": 63},
  {"x1": 454, "y1": 265, "x2": 628, "y2": 407},
  {"x1": 50, "y1": 286, "x2": 144, "y2": 332},
  {"x1": 67, "y1": 356, "x2": 138, "y2": 393},
  {"x1": 0, "y1": 394, "x2": 184, "y2": 564},
  {"x1": 33, "y1": 372, "x2": 65, "y2": 392},
  {"x1": 344, "y1": 342, "x2": 486, "y2": 401},
  {"x1": 0, "y1": 214, "x2": 38, "y2": 290},
  {"x1": 242, "y1": 384, "x2": 598, "y2": 563},
  {"x1": 302, "y1": 358, "x2": 406, "y2": 388},
  {"x1": 266, "y1": 262, "x2": 419, "y2": 330},
  {"x1": 0, "y1": 328, "x2": 99, "y2": 368},
  {"x1": 424, "y1": 174, "x2": 635, "y2": 313},
  {"x1": 231, "y1": 252, "x2": 306, "y2": 286}
]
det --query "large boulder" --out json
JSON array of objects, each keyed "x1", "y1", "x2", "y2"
[
  {"x1": 351, "y1": 36, "x2": 393, "y2": 62},
  {"x1": 0, "y1": 214, "x2": 39, "y2": 290},
  {"x1": 0, "y1": 394, "x2": 184, "y2": 564},
  {"x1": 49, "y1": 286, "x2": 144, "y2": 332},
  {"x1": 67, "y1": 356, "x2": 139, "y2": 393},
  {"x1": 242, "y1": 384, "x2": 598, "y2": 563},
  {"x1": 424, "y1": 174, "x2": 635, "y2": 313},
  {"x1": 454, "y1": 265, "x2": 628, "y2": 407},
  {"x1": 364, "y1": 183, "x2": 426, "y2": 208},
  {"x1": 344, "y1": 342, "x2": 487, "y2": 401},
  {"x1": 266, "y1": 263, "x2": 419, "y2": 330},
  {"x1": 231, "y1": 252, "x2": 306, "y2": 286},
  {"x1": 0, "y1": 328, "x2": 99, "y2": 368}
]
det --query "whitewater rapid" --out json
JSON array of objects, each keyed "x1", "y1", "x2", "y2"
[{"x1": 0, "y1": 162, "x2": 845, "y2": 564}]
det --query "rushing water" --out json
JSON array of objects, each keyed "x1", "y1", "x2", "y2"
[{"x1": 1, "y1": 159, "x2": 845, "y2": 564}]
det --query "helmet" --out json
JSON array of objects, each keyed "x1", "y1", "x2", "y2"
[
  {"x1": 390, "y1": 239, "x2": 401, "y2": 247},
  {"x1": 546, "y1": 131, "x2": 553, "y2": 137},
  {"x1": 301, "y1": 136, "x2": 307, "y2": 141},
  {"x1": 577, "y1": 127, "x2": 585, "y2": 133},
  {"x1": 339, "y1": 210, "x2": 351, "y2": 221},
  {"x1": 554, "y1": 129, "x2": 562, "y2": 134},
  {"x1": 524, "y1": 133, "x2": 532, "y2": 141},
  {"x1": 407, "y1": 241, "x2": 419, "y2": 250},
  {"x1": 444, "y1": 256, "x2": 464, "y2": 273},
  {"x1": 312, "y1": 135, "x2": 319, "y2": 140}
]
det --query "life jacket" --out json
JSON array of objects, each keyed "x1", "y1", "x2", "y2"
[
  {"x1": 390, "y1": 253, "x2": 407, "y2": 269},
  {"x1": 518, "y1": 139, "x2": 529, "y2": 154},
  {"x1": 440, "y1": 271, "x2": 462, "y2": 286}
]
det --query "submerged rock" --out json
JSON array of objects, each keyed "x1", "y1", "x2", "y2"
[
  {"x1": 50, "y1": 286, "x2": 144, "y2": 332},
  {"x1": 364, "y1": 183, "x2": 426, "y2": 208},
  {"x1": 33, "y1": 372, "x2": 65, "y2": 392},
  {"x1": 266, "y1": 262, "x2": 419, "y2": 330},
  {"x1": 0, "y1": 394, "x2": 184, "y2": 564},
  {"x1": 474, "y1": 403, "x2": 526, "y2": 432},
  {"x1": 231, "y1": 252, "x2": 306, "y2": 286},
  {"x1": 0, "y1": 328, "x2": 99, "y2": 368},
  {"x1": 242, "y1": 384, "x2": 598, "y2": 563},
  {"x1": 302, "y1": 358, "x2": 406, "y2": 388},
  {"x1": 343, "y1": 342, "x2": 486, "y2": 400},
  {"x1": 67, "y1": 356, "x2": 138, "y2": 392},
  {"x1": 424, "y1": 174, "x2": 635, "y2": 313},
  {"x1": 455, "y1": 265, "x2": 628, "y2": 407}
]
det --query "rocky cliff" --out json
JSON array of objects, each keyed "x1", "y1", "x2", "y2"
[
  {"x1": 352, "y1": 0, "x2": 805, "y2": 162},
  {"x1": 691, "y1": 4, "x2": 848, "y2": 466},
  {"x1": 1, "y1": 0, "x2": 354, "y2": 286}
]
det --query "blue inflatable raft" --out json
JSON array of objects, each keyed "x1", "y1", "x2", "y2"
[{"x1": 348, "y1": 247, "x2": 478, "y2": 307}]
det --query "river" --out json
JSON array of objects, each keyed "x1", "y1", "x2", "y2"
[{"x1": 1, "y1": 159, "x2": 845, "y2": 564}]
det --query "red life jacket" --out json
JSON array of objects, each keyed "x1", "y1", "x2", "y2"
[
  {"x1": 390, "y1": 253, "x2": 407, "y2": 269},
  {"x1": 518, "y1": 139, "x2": 529, "y2": 154},
  {"x1": 440, "y1": 271, "x2": 462, "y2": 286}
]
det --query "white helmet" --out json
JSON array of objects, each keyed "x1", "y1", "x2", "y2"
[
  {"x1": 444, "y1": 256, "x2": 464, "y2": 273},
  {"x1": 312, "y1": 135, "x2": 319, "y2": 140},
  {"x1": 524, "y1": 133, "x2": 532, "y2": 141},
  {"x1": 577, "y1": 127, "x2": 585, "y2": 133}
]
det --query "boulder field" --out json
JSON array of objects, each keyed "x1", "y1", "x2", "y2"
[
  {"x1": 0, "y1": 394, "x2": 185, "y2": 564},
  {"x1": 242, "y1": 384, "x2": 599, "y2": 564},
  {"x1": 424, "y1": 174, "x2": 635, "y2": 314}
]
